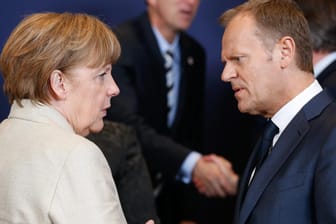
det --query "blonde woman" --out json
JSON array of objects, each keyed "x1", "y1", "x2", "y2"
[{"x1": 0, "y1": 12, "x2": 154, "y2": 224}]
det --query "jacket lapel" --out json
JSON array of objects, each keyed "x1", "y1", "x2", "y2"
[
  {"x1": 169, "y1": 33, "x2": 196, "y2": 130},
  {"x1": 238, "y1": 90, "x2": 333, "y2": 224},
  {"x1": 239, "y1": 114, "x2": 309, "y2": 223}
]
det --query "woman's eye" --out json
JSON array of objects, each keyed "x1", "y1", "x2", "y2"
[{"x1": 98, "y1": 72, "x2": 107, "y2": 79}]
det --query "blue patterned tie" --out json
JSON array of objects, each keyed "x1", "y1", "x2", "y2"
[{"x1": 164, "y1": 50, "x2": 174, "y2": 125}]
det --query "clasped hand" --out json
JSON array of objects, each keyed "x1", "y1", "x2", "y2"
[{"x1": 192, "y1": 154, "x2": 239, "y2": 197}]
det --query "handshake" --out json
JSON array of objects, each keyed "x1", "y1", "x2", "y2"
[
  {"x1": 145, "y1": 154, "x2": 238, "y2": 224},
  {"x1": 193, "y1": 154, "x2": 239, "y2": 197}
]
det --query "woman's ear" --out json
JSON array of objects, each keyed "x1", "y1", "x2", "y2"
[
  {"x1": 49, "y1": 70, "x2": 68, "y2": 100},
  {"x1": 278, "y1": 36, "x2": 295, "y2": 69}
]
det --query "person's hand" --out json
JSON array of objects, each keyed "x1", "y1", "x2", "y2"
[
  {"x1": 145, "y1": 219, "x2": 155, "y2": 224},
  {"x1": 207, "y1": 154, "x2": 239, "y2": 195},
  {"x1": 179, "y1": 221, "x2": 197, "y2": 224},
  {"x1": 192, "y1": 154, "x2": 239, "y2": 197}
]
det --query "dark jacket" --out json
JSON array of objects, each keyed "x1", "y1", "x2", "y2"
[
  {"x1": 87, "y1": 121, "x2": 159, "y2": 224},
  {"x1": 317, "y1": 59, "x2": 336, "y2": 97},
  {"x1": 234, "y1": 91, "x2": 336, "y2": 224},
  {"x1": 107, "y1": 12, "x2": 206, "y2": 183},
  {"x1": 106, "y1": 12, "x2": 206, "y2": 223}
]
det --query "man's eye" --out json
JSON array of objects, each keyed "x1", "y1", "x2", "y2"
[{"x1": 234, "y1": 57, "x2": 241, "y2": 62}]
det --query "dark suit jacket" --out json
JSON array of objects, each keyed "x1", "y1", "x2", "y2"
[
  {"x1": 107, "y1": 12, "x2": 206, "y2": 182},
  {"x1": 233, "y1": 90, "x2": 336, "y2": 224},
  {"x1": 87, "y1": 121, "x2": 159, "y2": 224},
  {"x1": 317, "y1": 59, "x2": 336, "y2": 97},
  {"x1": 106, "y1": 12, "x2": 206, "y2": 223}
]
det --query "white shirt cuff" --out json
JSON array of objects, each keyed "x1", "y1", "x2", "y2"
[{"x1": 176, "y1": 151, "x2": 202, "y2": 183}]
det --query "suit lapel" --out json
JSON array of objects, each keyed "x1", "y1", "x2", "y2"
[
  {"x1": 170, "y1": 33, "x2": 196, "y2": 130},
  {"x1": 238, "y1": 90, "x2": 333, "y2": 224},
  {"x1": 136, "y1": 13, "x2": 171, "y2": 128},
  {"x1": 138, "y1": 13, "x2": 165, "y2": 68},
  {"x1": 239, "y1": 114, "x2": 309, "y2": 223},
  {"x1": 233, "y1": 137, "x2": 261, "y2": 223}
]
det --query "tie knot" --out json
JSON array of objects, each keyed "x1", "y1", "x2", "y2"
[{"x1": 263, "y1": 120, "x2": 279, "y2": 141}]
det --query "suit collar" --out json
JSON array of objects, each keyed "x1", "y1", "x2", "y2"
[
  {"x1": 9, "y1": 99, "x2": 74, "y2": 134},
  {"x1": 137, "y1": 12, "x2": 164, "y2": 66}
]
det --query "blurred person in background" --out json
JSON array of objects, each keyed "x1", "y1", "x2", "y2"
[
  {"x1": 106, "y1": 0, "x2": 238, "y2": 223},
  {"x1": 295, "y1": 0, "x2": 336, "y2": 97}
]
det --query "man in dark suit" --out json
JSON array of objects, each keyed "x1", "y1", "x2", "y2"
[
  {"x1": 87, "y1": 121, "x2": 159, "y2": 224},
  {"x1": 106, "y1": 0, "x2": 238, "y2": 223},
  {"x1": 219, "y1": 0, "x2": 336, "y2": 223},
  {"x1": 295, "y1": 0, "x2": 336, "y2": 97}
]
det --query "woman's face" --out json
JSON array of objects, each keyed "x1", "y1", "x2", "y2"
[{"x1": 63, "y1": 63, "x2": 119, "y2": 136}]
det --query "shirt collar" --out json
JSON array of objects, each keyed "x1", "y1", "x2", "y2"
[
  {"x1": 271, "y1": 80, "x2": 322, "y2": 143},
  {"x1": 152, "y1": 26, "x2": 179, "y2": 56}
]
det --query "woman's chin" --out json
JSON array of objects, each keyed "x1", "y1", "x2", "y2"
[{"x1": 89, "y1": 119, "x2": 104, "y2": 134}]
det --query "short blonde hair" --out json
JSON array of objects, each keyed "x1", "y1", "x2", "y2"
[{"x1": 0, "y1": 12, "x2": 121, "y2": 105}]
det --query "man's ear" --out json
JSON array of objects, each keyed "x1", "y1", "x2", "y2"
[
  {"x1": 278, "y1": 36, "x2": 295, "y2": 69},
  {"x1": 49, "y1": 70, "x2": 68, "y2": 100}
]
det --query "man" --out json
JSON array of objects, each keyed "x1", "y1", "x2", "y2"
[
  {"x1": 295, "y1": 0, "x2": 336, "y2": 97},
  {"x1": 219, "y1": 0, "x2": 336, "y2": 223},
  {"x1": 106, "y1": 0, "x2": 238, "y2": 223}
]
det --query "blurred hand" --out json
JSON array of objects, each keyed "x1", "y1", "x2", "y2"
[
  {"x1": 192, "y1": 154, "x2": 239, "y2": 197},
  {"x1": 179, "y1": 221, "x2": 197, "y2": 224},
  {"x1": 145, "y1": 220, "x2": 155, "y2": 224}
]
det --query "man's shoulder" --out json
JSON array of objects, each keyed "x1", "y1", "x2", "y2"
[
  {"x1": 112, "y1": 12, "x2": 147, "y2": 42},
  {"x1": 180, "y1": 32, "x2": 205, "y2": 55}
]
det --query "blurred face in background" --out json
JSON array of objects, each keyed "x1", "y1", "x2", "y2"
[{"x1": 148, "y1": 0, "x2": 200, "y2": 37}]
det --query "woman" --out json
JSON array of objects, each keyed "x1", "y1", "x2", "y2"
[{"x1": 0, "y1": 12, "x2": 153, "y2": 224}]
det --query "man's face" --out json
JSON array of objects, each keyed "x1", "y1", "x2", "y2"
[{"x1": 220, "y1": 14, "x2": 283, "y2": 117}]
